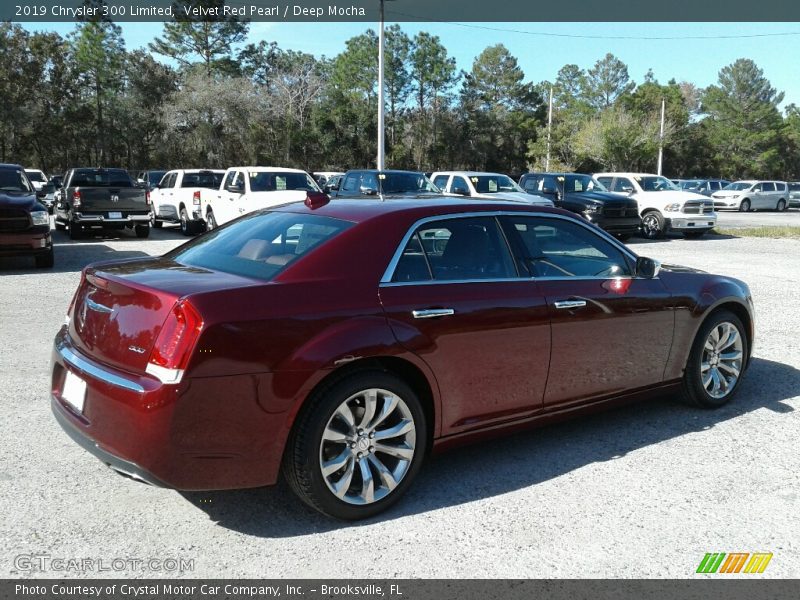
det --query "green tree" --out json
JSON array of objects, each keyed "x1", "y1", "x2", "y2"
[
  {"x1": 585, "y1": 53, "x2": 635, "y2": 109},
  {"x1": 384, "y1": 25, "x2": 412, "y2": 162}
]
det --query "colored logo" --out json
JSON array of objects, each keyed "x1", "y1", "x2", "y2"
[{"x1": 697, "y1": 552, "x2": 773, "y2": 574}]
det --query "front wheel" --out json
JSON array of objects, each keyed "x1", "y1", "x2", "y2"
[
  {"x1": 739, "y1": 199, "x2": 751, "y2": 212},
  {"x1": 283, "y1": 371, "x2": 427, "y2": 520},
  {"x1": 640, "y1": 211, "x2": 665, "y2": 240},
  {"x1": 683, "y1": 310, "x2": 748, "y2": 408},
  {"x1": 776, "y1": 199, "x2": 786, "y2": 212}
]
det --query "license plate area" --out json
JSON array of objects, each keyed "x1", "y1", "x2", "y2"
[
  {"x1": 62, "y1": 370, "x2": 87, "y2": 413},
  {"x1": 108, "y1": 211, "x2": 123, "y2": 219}
]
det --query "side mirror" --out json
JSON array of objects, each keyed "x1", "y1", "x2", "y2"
[
  {"x1": 451, "y1": 185, "x2": 469, "y2": 196},
  {"x1": 541, "y1": 186, "x2": 557, "y2": 195},
  {"x1": 636, "y1": 256, "x2": 661, "y2": 279},
  {"x1": 226, "y1": 183, "x2": 244, "y2": 194}
]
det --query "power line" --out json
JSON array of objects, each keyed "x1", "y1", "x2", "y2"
[{"x1": 385, "y1": 13, "x2": 800, "y2": 41}]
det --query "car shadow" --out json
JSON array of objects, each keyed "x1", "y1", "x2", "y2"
[
  {"x1": 0, "y1": 239, "x2": 152, "y2": 275},
  {"x1": 626, "y1": 232, "x2": 737, "y2": 246},
  {"x1": 182, "y1": 356, "x2": 797, "y2": 537}
]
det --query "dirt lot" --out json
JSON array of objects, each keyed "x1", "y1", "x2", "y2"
[{"x1": 1, "y1": 223, "x2": 798, "y2": 578}]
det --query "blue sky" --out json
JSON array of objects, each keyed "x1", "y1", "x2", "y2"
[{"x1": 25, "y1": 21, "x2": 800, "y2": 108}]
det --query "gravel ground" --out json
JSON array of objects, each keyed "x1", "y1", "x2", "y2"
[{"x1": 1, "y1": 223, "x2": 798, "y2": 579}]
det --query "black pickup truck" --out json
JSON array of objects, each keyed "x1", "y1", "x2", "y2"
[
  {"x1": 519, "y1": 172, "x2": 641, "y2": 240},
  {"x1": 54, "y1": 168, "x2": 151, "y2": 239}
]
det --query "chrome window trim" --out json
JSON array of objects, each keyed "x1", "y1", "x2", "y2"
[
  {"x1": 380, "y1": 210, "x2": 640, "y2": 285},
  {"x1": 57, "y1": 338, "x2": 145, "y2": 394}
]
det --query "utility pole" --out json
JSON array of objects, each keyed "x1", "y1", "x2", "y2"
[
  {"x1": 657, "y1": 97, "x2": 665, "y2": 176},
  {"x1": 545, "y1": 87, "x2": 553, "y2": 171},
  {"x1": 376, "y1": 0, "x2": 388, "y2": 171}
]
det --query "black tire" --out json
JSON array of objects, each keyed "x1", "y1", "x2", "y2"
[
  {"x1": 776, "y1": 199, "x2": 786, "y2": 212},
  {"x1": 54, "y1": 220, "x2": 66, "y2": 231},
  {"x1": 283, "y1": 370, "x2": 428, "y2": 520},
  {"x1": 68, "y1": 221, "x2": 82, "y2": 240},
  {"x1": 683, "y1": 230, "x2": 710, "y2": 239},
  {"x1": 640, "y1": 211, "x2": 665, "y2": 240},
  {"x1": 150, "y1": 211, "x2": 163, "y2": 228},
  {"x1": 205, "y1": 210, "x2": 217, "y2": 231},
  {"x1": 739, "y1": 199, "x2": 751, "y2": 212},
  {"x1": 35, "y1": 249, "x2": 54, "y2": 269},
  {"x1": 179, "y1": 207, "x2": 196, "y2": 236},
  {"x1": 683, "y1": 310, "x2": 748, "y2": 409},
  {"x1": 134, "y1": 224, "x2": 150, "y2": 238}
]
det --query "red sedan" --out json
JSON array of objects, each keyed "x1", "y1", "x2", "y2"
[{"x1": 51, "y1": 196, "x2": 754, "y2": 519}]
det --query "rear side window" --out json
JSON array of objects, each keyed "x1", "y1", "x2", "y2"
[
  {"x1": 762, "y1": 182, "x2": 775, "y2": 192},
  {"x1": 391, "y1": 217, "x2": 516, "y2": 282},
  {"x1": 170, "y1": 213, "x2": 353, "y2": 281}
]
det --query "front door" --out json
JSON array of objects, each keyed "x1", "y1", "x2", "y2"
[
  {"x1": 379, "y1": 215, "x2": 552, "y2": 435},
  {"x1": 499, "y1": 214, "x2": 674, "y2": 408}
]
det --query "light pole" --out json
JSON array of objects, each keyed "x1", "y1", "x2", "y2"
[{"x1": 377, "y1": 0, "x2": 396, "y2": 171}]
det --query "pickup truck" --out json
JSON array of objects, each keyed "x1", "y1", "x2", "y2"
[
  {"x1": 203, "y1": 167, "x2": 320, "y2": 229},
  {"x1": 149, "y1": 169, "x2": 225, "y2": 235},
  {"x1": 54, "y1": 168, "x2": 151, "y2": 239},
  {"x1": 0, "y1": 163, "x2": 53, "y2": 268},
  {"x1": 430, "y1": 171, "x2": 553, "y2": 207}
]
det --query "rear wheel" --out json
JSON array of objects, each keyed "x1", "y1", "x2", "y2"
[
  {"x1": 134, "y1": 224, "x2": 150, "y2": 238},
  {"x1": 35, "y1": 249, "x2": 54, "y2": 269},
  {"x1": 150, "y1": 211, "x2": 163, "y2": 228},
  {"x1": 205, "y1": 209, "x2": 217, "y2": 231},
  {"x1": 68, "y1": 221, "x2": 82, "y2": 240},
  {"x1": 739, "y1": 199, "x2": 751, "y2": 212},
  {"x1": 683, "y1": 310, "x2": 748, "y2": 408},
  {"x1": 776, "y1": 199, "x2": 786, "y2": 212},
  {"x1": 179, "y1": 207, "x2": 196, "y2": 236},
  {"x1": 283, "y1": 371, "x2": 427, "y2": 520},
  {"x1": 640, "y1": 211, "x2": 665, "y2": 240}
]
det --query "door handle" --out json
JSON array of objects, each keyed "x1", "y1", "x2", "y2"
[
  {"x1": 412, "y1": 308, "x2": 455, "y2": 319},
  {"x1": 554, "y1": 300, "x2": 587, "y2": 310}
]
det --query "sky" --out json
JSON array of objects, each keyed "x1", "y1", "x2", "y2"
[{"x1": 24, "y1": 21, "x2": 800, "y2": 108}]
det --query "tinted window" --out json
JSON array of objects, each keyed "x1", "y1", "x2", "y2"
[
  {"x1": 70, "y1": 169, "x2": 132, "y2": 187},
  {"x1": 170, "y1": 213, "x2": 353, "y2": 281},
  {"x1": 502, "y1": 216, "x2": 632, "y2": 278},
  {"x1": 761, "y1": 182, "x2": 774, "y2": 192},
  {"x1": 402, "y1": 217, "x2": 516, "y2": 281},
  {"x1": 391, "y1": 233, "x2": 432, "y2": 283},
  {"x1": 775, "y1": 182, "x2": 786, "y2": 192}
]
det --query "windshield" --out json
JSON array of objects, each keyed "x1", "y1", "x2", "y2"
[
  {"x1": 182, "y1": 171, "x2": 224, "y2": 190},
  {"x1": 0, "y1": 169, "x2": 34, "y2": 193},
  {"x1": 70, "y1": 169, "x2": 133, "y2": 187},
  {"x1": 636, "y1": 176, "x2": 679, "y2": 192},
  {"x1": 25, "y1": 170, "x2": 46, "y2": 182},
  {"x1": 250, "y1": 172, "x2": 319, "y2": 193},
  {"x1": 682, "y1": 180, "x2": 703, "y2": 189},
  {"x1": 470, "y1": 175, "x2": 522, "y2": 194},
  {"x1": 723, "y1": 182, "x2": 753, "y2": 191},
  {"x1": 562, "y1": 174, "x2": 608, "y2": 193},
  {"x1": 169, "y1": 212, "x2": 353, "y2": 282},
  {"x1": 379, "y1": 172, "x2": 439, "y2": 194}
]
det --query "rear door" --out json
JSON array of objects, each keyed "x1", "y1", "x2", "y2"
[
  {"x1": 379, "y1": 214, "x2": 551, "y2": 435},
  {"x1": 500, "y1": 214, "x2": 674, "y2": 408},
  {"x1": 757, "y1": 182, "x2": 775, "y2": 209}
]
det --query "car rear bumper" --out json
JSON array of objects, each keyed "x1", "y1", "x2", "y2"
[
  {"x1": 665, "y1": 215, "x2": 717, "y2": 231},
  {"x1": 0, "y1": 230, "x2": 52, "y2": 257},
  {"x1": 50, "y1": 328, "x2": 288, "y2": 490},
  {"x1": 73, "y1": 212, "x2": 150, "y2": 224}
]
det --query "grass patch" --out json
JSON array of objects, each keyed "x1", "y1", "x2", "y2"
[{"x1": 712, "y1": 226, "x2": 800, "y2": 239}]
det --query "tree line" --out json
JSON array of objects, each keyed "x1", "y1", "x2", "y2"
[{"x1": 3, "y1": 11, "x2": 800, "y2": 180}]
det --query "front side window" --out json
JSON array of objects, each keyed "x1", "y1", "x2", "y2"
[
  {"x1": 501, "y1": 216, "x2": 632, "y2": 279},
  {"x1": 470, "y1": 174, "x2": 522, "y2": 194},
  {"x1": 391, "y1": 216, "x2": 516, "y2": 282},
  {"x1": 521, "y1": 175, "x2": 542, "y2": 193},
  {"x1": 563, "y1": 174, "x2": 607, "y2": 193},
  {"x1": 249, "y1": 171, "x2": 319, "y2": 193},
  {"x1": 170, "y1": 213, "x2": 353, "y2": 281},
  {"x1": 611, "y1": 177, "x2": 635, "y2": 193},
  {"x1": 636, "y1": 176, "x2": 677, "y2": 192},
  {"x1": 432, "y1": 175, "x2": 450, "y2": 189}
]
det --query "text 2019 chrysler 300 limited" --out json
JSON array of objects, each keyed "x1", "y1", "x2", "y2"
[{"x1": 51, "y1": 196, "x2": 754, "y2": 520}]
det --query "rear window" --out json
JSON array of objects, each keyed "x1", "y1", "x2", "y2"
[
  {"x1": 181, "y1": 172, "x2": 224, "y2": 189},
  {"x1": 70, "y1": 169, "x2": 133, "y2": 187},
  {"x1": 169, "y1": 212, "x2": 353, "y2": 281},
  {"x1": 25, "y1": 170, "x2": 46, "y2": 182}
]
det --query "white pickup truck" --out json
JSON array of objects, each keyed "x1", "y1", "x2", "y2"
[
  {"x1": 202, "y1": 167, "x2": 320, "y2": 229},
  {"x1": 594, "y1": 172, "x2": 717, "y2": 239},
  {"x1": 149, "y1": 169, "x2": 225, "y2": 235}
]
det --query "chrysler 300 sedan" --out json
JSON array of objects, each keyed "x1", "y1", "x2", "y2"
[{"x1": 51, "y1": 196, "x2": 754, "y2": 520}]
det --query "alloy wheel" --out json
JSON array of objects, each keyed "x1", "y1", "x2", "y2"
[
  {"x1": 642, "y1": 214, "x2": 661, "y2": 238},
  {"x1": 319, "y1": 388, "x2": 416, "y2": 506},
  {"x1": 700, "y1": 321, "x2": 744, "y2": 400}
]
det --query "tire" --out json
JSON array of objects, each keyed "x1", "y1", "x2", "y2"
[
  {"x1": 640, "y1": 211, "x2": 665, "y2": 240},
  {"x1": 683, "y1": 230, "x2": 710, "y2": 239},
  {"x1": 283, "y1": 371, "x2": 427, "y2": 520},
  {"x1": 205, "y1": 210, "x2": 217, "y2": 231},
  {"x1": 134, "y1": 224, "x2": 150, "y2": 239},
  {"x1": 150, "y1": 211, "x2": 163, "y2": 228},
  {"x1": 776, "y1": 199, "x2": 786, "y2": 212},
  {"x1": 179, "y1": 207, "x2": 195, "y2": 236},
  {"x1": 683, "y1": 310, "x2": 748, "y2": 408},
  {"x1": 68, "y1": 221, "x2": 82, "y2": 240},
  {"x1": 35, "y1": 249, "x2": 54, "y2": 269},
  {"x1": 54, "y1": 220, "x2": 66, "y2": 231},
  {"x1": 739, "y1": 199, "x2": 751, "y2": 212}
]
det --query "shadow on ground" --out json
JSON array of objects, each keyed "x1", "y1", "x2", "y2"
[{"x1": 183, "y1": 356, "x2": 798, "y2": 538}]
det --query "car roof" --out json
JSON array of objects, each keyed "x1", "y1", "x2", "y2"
[
  {"x1": 345, "y1": 169, "x2": 424, "y2": 175},
  {"x1": 432, "y1": 171, "x2": 511, "y2": 177},
  {"x1": 0, "y1": 163, "x2": 24, "y2": 170},
  {"x1": 522, "y1": 172, "x2": 585, "y2": 177},
  {"x1": 230, "y1": 166, "x2": 309, "y2": 173},
  {"x1": 594, "y1": 172, "x2": 661, "y2": 177},
  {"x1": 273, "y1": 197, "x2": 568, "y2": 225}
]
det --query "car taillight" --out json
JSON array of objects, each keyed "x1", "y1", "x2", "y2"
[
  {"x1": 72, "y1": 189, "x2": 81, "y2": 208},
  {"x1": 145, "y1": 190, "x2": 151, "y2": 205},
  {"x1": 146, "y1": 301, "x2": 203, "y2": 384},
  {"x1": 193, "y1": 190, "x2": 201, "y2": 206}
]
